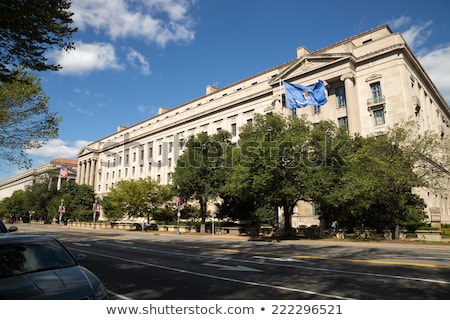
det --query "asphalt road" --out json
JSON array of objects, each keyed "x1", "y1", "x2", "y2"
[{"x1": 11, "y1": 223, "x2": 450, "y2": 300}]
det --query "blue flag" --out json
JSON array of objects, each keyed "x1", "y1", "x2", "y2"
[{"x1": 283, "y1": 80, "x2": 327, "y2": 109}]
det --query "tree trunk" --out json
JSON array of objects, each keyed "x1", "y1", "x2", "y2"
[
  {"x1": 282, "y1": 204, "x2": 294, "y2": 236},
  {"x1": 200, "y1": 198, "x2": 207, "y2": 234}
]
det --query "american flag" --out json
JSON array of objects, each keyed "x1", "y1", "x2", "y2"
[{"x1": 59, "y1": 165, "x2": 68, "y2": 178}]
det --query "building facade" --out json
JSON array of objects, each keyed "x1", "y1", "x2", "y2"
[
  {"x1": 0, "y1": 158, "x2": 78, "y2": 200},
  {"x1": 76, "y1": 25, "x2": 450, "y2": 225}
]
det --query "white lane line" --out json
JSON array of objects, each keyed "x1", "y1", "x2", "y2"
[{"x1": 69, "y1": 247, "x2": 352, "y2": 300}]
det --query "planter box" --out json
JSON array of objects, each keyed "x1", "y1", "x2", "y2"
[{"x1": 416, "y1": 230, "x2": 442, "y2": 241}]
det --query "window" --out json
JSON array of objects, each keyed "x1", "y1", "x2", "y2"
[
  {"x1": 290, "y1": 108, "x2": 297, "y2": 117},
  {"x1": 373, "y1": 109, "x2": 385, "y2": 125},
  {"x1": 140, "y1": 149, "x2": 144, "y2": 160},
  {"x1": 312, "y1": 105, "x2": 320, "y2": 114},
  {"x1": 338, "y1": 116, "x2": 348, "y2": 130},
  {"x1": 158, "y1": 144, "x2": 162, "y2": 155},
  {"x1": 370, "y1": 82, "x2": 382, "y2": 104},
  {"x1": 246, "y1": 118, "x2": 253, "y2": 127},
  {"x1": 336, "y1": 86, "x2": 346, "y2": 108},
  {"x1": 149, "y1": 147, "x2": 153, "y2": 156},
  {"x1": 168, "y1": 142, "x2": 173, "y2": 153},
  {"x1": 231, "y1": 123, "x2": 237, "y2": 136}
]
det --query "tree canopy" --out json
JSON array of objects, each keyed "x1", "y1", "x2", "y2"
[
  {"x1": 0, "y1": 69, "x2": 61, "y2": 169},
  {"x1": 172, "y1": 130, "x2": 233, "y2": 232},
  {"x1": 0, "y1": 0, "x2": 77, "y2": 83}
]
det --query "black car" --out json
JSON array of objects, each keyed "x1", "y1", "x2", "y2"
[{"x1": 0, "y1": 235, "x2": 109, "y2": 299}]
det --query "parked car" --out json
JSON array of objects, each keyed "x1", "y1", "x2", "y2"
[
  {"x1": 0, "y1": 220, "x2": 17, "y2": 235},
  {"x1": 0, "y1": 235, "x2": 109, "y2": 299}
]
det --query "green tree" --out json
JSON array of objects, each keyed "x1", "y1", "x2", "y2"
[
  {"x1": 173, "y1": 130, "x2": 233, "y2": 233},
  {"x1": 106, "y1": 178, "x2": 169, "y2": 224},
  {"x1": 0, "y1": 69, "x2": 61, "y2": 169},
  {"x1": 0, "y1": 190, "x2": 27, "y2": 221},
  {"x1": 24, "y1": 176, "x2": 58, "y2": 223},
  {"x1": 226, "y1": 113, "x2": 312, "y2": 235},
  {"x1": 57, "y1": 180, "x2": 96, "y2": 222},
  {"x1": 312, "y1": 121, "x2": 446, "y2": 238},
  {"x1": 0, "y1": 0, "x2": 77, "y2": 83}
]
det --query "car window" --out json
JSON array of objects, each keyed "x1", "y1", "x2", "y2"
[
  {"x1": 0, "y1": 240, "x2": 77, "y2": 278},
  {"x1": 0, "y1": 221, "x2": 7, "y2": 233}
]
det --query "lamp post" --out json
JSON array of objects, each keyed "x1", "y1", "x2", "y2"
[
  {"x1": 176, "y1": 194, "x2": 181, "y2": 236},
  {"x1": 92, "y1": 198, "x2": 100, "y2": 229},
  {"x1": 58, "y1": 199, "x2": 65, "y2": 227}
]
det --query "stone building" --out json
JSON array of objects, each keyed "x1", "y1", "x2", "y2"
[
  {"x1": 76, "y1": 25, "x2": 450, "y2": 225},
  {"x1": 0, "y1": 158, "x2": 78, "y2": 200}
]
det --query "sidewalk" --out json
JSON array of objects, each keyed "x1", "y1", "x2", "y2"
[{"x1": 12, "y1": 221, "x2": 450, "y2": 246}]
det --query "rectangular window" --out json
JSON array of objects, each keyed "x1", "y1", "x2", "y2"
[
  {"x1": 158, "y1": 144, "x2": 162, "y2": 155},
  {"x1": 148, "y1": 147, "x2": 153, "y2": 160},
  {"x1": 312, "y1": 105, "x2": 320, "y2": 114},
  {"x1": 231, "y1": 123, "x2": 237, "y2": 136},
  {"x1": 168, "y1": 142, "x2": 173, "y2": 153},
  {"x1": 336, "y1": 86, "x2": 346, "y2": 108},
  {"x1": 370, "y1": 82, "x2": 382, "y2": 103},
  {"x1": 338, "y1": 116, "x2": 348, "y2": 130},
  {"x1": 373, "y1": 109, "x2": 385, "y2": 125}
]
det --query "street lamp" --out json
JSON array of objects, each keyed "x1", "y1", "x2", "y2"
[
  {"x1": 92, "y1": 198, "x2": 100, "y2": 229},
  {"x1": 58, "y1": 199, "x2": 65, "y2": 227}
]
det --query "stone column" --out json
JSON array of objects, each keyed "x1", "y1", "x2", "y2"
[
  {"x1": 84, "y1": 160, "x2": 91, "y2": 185},
  {"x1": 340, "y1": 73, "x2": 359, "y2": 135},
  {"x1": 76, "y1": 162, "x2": 82, "y2": 184},
  {"x1": 89, "y1": 159, "x2": 96, "y2": 187},
  {"x1": 80, "y1": 161, "x2": 86, "y2": 185}
]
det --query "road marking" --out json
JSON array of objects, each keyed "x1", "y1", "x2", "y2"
[
  {"x1": 203, "y1": 263, "x2": 263, "y2": 272},
  {"x1": 253, "y1": 256, "x2": 303, "y2": 262},
  {"x1": 69, "y1": 247, "x2": 351, "y2": 300},
  {"x1": 72, "y1": 242, "x2": 91, "y2": 247},
  {"x1": 114, "y1": 240, "x2": 135, "y2": 245}
]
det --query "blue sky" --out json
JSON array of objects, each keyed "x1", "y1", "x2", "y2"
[{"x1": 2, "y1": 0, "x2": 450, "y2": 181}]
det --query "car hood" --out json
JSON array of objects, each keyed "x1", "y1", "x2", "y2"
[{"x1": 0, "y1": 266, "x2": 101, "y2": 299}]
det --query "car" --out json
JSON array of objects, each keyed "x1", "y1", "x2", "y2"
[
  {"x1": 0, "y1": 219, "x2": 17, "y2": 235},
  {"x1": 0, "y1": 235, "x2": 109, "y2": 299}
]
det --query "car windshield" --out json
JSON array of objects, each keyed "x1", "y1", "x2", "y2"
[{"x1": 0, "y1": 239, "x2": 77, "y2": 278}]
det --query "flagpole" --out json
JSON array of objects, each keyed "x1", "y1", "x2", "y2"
[{"x1": 57, "y1": 175, "x2": 61, "y2": 191}]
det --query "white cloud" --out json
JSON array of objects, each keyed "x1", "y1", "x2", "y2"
[
  {"x1": 389, "y1": 17, "x2": 450, "y2": 105},
  {"x1": 54, "y1": 41, "x2": 124, "y2": 75},
  {"x1": 72, "y1": 0, "x2": 196, "y2": 47},
  {"x1": 127, "y1": 49, "x2": 151, "y2": 75},
  {"x1": 27, "y1": 139, "x2": 92, "y2": 159},
  {"x1": 418, "y1": 46, "x2": 450, "y2": 105}
]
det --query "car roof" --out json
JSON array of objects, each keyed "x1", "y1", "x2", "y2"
[{"x1": 0, "y1": 234, "x2": 56, "y2": 244}]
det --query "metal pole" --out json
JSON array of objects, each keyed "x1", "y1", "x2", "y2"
[
  {"x1": 93, "y1": 199, "x2": 98, "y2": 229},
  {"x1": 176, "y1": 205, "x2": 181, "y2": 235}
]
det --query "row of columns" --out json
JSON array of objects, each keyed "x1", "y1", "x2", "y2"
[{"x1": 76, "y1": 159, "x2": 97, "y2": 187}]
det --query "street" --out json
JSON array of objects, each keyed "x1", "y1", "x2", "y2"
[{"x1": 12, "y1": 224, "x2": 450, "y2": 300}]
